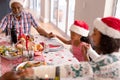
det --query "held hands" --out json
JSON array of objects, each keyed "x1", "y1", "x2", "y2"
[
  {"x1": 47, "y1": 32, "x2": 56, "y2": 38},
  {"x1": 36, "y1": 27, "x2": 55, "y2": 38}
]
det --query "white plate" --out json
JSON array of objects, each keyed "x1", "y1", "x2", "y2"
[
  {"x1": 1, "y1": 55, "x2": 21, "y2": 60},
  {"x1": 48, "y1": 44, "x2": 63, "y2": 52},
  {"x1": 45, "y1": 38, "x2": 64, "y2": 52},
  {"x1": 16, "y1": 61, "x2": 44, "y2": 71}
]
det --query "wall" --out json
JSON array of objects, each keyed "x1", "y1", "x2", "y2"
[
  {"x1": 0, "y1": 0, "x2": 10, "y2": 20},
  {"x1": 33, "y1": 0, "x2": 115, "y2": 34},
  {"x1": 74, "y1": 0, "x2": 106, "y2": 34},
  {"x1": 74, "y1": 0, "x2": 115, "y2": 35}
]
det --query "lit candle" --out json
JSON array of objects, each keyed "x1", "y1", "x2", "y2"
[{"x1": 45, "y1": 74, "x2": 48, "y2": 80}]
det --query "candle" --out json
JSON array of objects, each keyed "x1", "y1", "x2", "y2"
[{"x1": 45, "y1": 74, "x2": 48, "y2": 80}]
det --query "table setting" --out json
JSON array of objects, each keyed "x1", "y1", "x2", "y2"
[
  {"x1": 0, "y1": 34, "x2": 45, "y2": 75},
  {"x1": 0, "y1": 33, "x2": 93, "y2": 80}
]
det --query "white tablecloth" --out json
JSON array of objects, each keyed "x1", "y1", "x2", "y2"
[
  {"x1": 0, "y1": 34, "x2": 93, "y2": 80},
  {"x1": 33, "y1": 34, "x2": 79, "y2": 65},
  {"x1": 33, "y1": 35, "x2": 93, "y2": 80}
]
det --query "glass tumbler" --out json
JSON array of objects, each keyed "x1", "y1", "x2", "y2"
[{"x1": 28, "y1": 50, "x2": 34, "y2": 61}]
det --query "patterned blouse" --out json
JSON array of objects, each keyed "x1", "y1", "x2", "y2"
[
  {"x1": 33, "y1": 52, "x2": 120, "y2": 80},
  {"x1": 61, "y1": 52, "x2": 120, "y2": 80}
]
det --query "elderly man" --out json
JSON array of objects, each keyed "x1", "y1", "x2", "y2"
[{"x1": 0, "y1": 0, "x2": 54, "y2": 38}]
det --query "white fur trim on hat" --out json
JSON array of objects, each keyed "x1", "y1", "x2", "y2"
[
  {"x1": 70, "y1": 25, "x2": 89, "y2": 37},
  {"x1": 9, "y1": 0, "x2": 23, "y2": 8},
  {"x1": 94, "y1": 18, "x2": 120, "y2": 39}
]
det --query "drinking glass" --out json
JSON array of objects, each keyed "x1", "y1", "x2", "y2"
[
  {"x1": 22, "y1": 50, "x2": 29, "y2": 61},
  {"x1": 28, "y1": 50, "x2": 34, "y2": 61},
  {"x1": 44, "y1": 43, "x2": 49, "y2": 53}
]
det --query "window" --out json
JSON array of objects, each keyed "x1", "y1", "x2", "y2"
[
  {"x1": 24, "y1": 0, "x2": 41, "y2": 19},
  {"x1": 25, "y1": 0, "x2": 75, "y2": 36},
  {"x1": 115, "y1": 0, "x2": 120, "y2": 18},
  {"x1": 50, "y1": 0, "x2": 75, "y2": 36}
]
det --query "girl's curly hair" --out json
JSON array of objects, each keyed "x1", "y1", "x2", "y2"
[{"x1": 99, "y1": 34, "x2": 120, "y2": 54}]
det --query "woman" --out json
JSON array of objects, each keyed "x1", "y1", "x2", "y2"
[{"x1": 86, "y1": 16, "x2": 120, "y2": 80}]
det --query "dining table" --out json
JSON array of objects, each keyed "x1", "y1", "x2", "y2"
[{"x1": 0, "y1": 34, "x2": 93, "y2": 80}]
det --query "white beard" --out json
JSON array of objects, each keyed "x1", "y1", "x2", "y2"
[{"x1": 13, "y1": 12, "x2": 22, "y2": 17}]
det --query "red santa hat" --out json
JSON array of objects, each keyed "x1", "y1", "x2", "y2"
[
  {"x1": 70, "y1": 20, "x2": 89, "y2": 37},
  {"x1": 9, "y1": 0, "x2": 23, "y2": 8},
  {"x1": 94, "y1": 17, "x2": 120, "y2": 39}
]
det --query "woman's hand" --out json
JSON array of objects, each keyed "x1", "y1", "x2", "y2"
[
  {"x1": 81, "y1": 42, "x2": 91, "y2": 61},
  {"x1": 81, "y1": 42, "x2": 100, "y2": 61},
  {"x1": 81, "y1": 42, "x2": 91, "y2": 51}
]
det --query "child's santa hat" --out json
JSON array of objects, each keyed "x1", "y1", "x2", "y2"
[
  {"x1": 70, "y1": 20, "x2": 89, "y2": 37},
  {"x1": 94, "y1": 16, "x2": 120, "y2": 39},
  {"x1": 9, "y1": 0, "x2": 24, "y2": 8}
]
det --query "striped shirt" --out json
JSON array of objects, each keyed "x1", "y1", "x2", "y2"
[{"x1": 0, "y1": 11, "x2": 38, "y2": 34}]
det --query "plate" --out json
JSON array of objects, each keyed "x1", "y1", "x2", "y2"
[
  {"x1": 0, "y1": 46, "x2": 22, "y2": 60},
  {"x1": 16, "y1": 61, "x2": 46, "y2": 71},
  {"x1": 1, "y1": 54, "x2": 21, "y2": 60},
  {"x1": 48, "y1": 44, "x2": 63, "y2": 52},
  {"x1": 45, "y1": 38, "x2": 64, "y2": 52}
]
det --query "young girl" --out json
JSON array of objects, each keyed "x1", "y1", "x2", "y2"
[{"x1": 56, "y1": 20, "x2": 90, "y2": 61}]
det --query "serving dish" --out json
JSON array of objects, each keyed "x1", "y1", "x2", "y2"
[
  {"x1": 0, "y1": 46, "x2": 22, "y2": 60},
  {"x1": 1, "y1": 54, "x2": 21, "y2": 60},
  {"x1": 16, "y1": 61, "x2": 46, "y2": 71}
]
